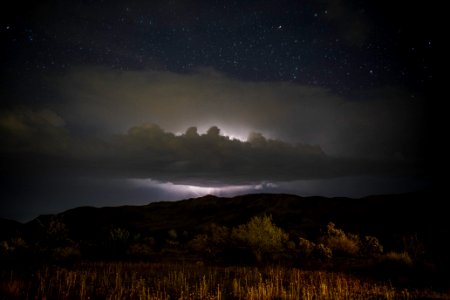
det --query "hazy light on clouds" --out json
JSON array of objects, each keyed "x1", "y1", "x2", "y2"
[
  {"x1": 55, "y1": 66, "x2": 422, "y2": 160},
  {"x1": 0, "y1": 66, "x2": 423, "y2": 187},
  {"x1": 129, "y1": 178, "x2": 261, "y2": 198},
  {"x1": 1, "y1": 65, "x2": 423, "y2": 189},
  {"x1": 128, "y1": 175, "x2": 429, "y2": 202}
]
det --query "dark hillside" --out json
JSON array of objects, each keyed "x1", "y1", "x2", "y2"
[{"x1": 14, "y1": 191, "x2": 446, "y2": 259}]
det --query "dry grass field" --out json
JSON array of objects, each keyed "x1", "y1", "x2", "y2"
[{"x1": 1, "y1": 262, "x2": 447, "y2": 300}]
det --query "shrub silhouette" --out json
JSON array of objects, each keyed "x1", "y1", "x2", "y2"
[
  {"x1": 127, "y1": 243, "x2": 155, "y2": 259},
  {"x1": 361, "y1": 235, "x2": 383, "y2": 257},
  {"x1": 189, "y1": 224, "x2": 230, "y2": 260},
  {"x1": 189, "y1": 234, "x2": 209, "y2": 253},
  {"x1": 376, "y1": 251, "x2": 413, "y2": 280},
  {"x1": 51, "y1": 245, "x2": 81, "y2": 262},
  {"x1": 401, "y1": 233, "x2": 425, "y2": 261},
  {"x1": 165, "y1": 229, "x2": 180, "y2": 248},
  {"x1": 0, "y1": 238, "x2": 28, "y2": 255},
  {"x1": 231, "y1": 215, "x2": 288, "y2": 262},
  {"x1": 109, "y1": 228, "x2": 130, "y2": 258},
  {"x1": 382, "y1": 251, "x2": 413, "y2": 266},
  {"x1": 45, "y1": 217, "x2": 68, "y2": 245},
  {"x1": 320, "y1": 222, "x2": 359, "y2": 257},
  {"x1": 298, "y1": 237, "x2": 315, "y2": 257},
  {"x1": 167, "y1": 229, "x2": 178, "y2": 240},
  {"x1": 313, "y1": 243, "x2": 333, "y2": 260},
  {"x1": 109, "y1": 228, "x2": 130, "y2": 243}
]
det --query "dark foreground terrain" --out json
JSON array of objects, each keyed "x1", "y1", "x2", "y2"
[{"x1": 1, "y1": 191, "x2": 449, "y2": 299}]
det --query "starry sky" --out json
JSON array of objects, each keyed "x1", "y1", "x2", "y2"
[{"x1": 1, "y1": 0, "x2": 435, "y2": 221}]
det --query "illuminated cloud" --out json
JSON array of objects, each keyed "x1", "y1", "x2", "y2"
[
  {"x1": 1, "y1": 111, "x2": 413, "y2": 188},
  {"x1": 1, "y1": 66, "x2": 423, "y2": 191},
  {"x1": 54, "y1": 67, "x2": 423, "y2": 160},
  {"x1": 130, "y1": 178, "x2": 259, "y2": 198},
  {"x1": 86, "y1": 122, "x2": 331, "y2": 184}
]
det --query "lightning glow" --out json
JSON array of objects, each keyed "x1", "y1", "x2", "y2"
[{"x1": 128, "y1": 178, "x2": 278, "y2": 198}]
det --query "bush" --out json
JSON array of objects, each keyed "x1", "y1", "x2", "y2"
[
  {"x1": 231, "y1": 215, "x2": 288, "y2": 262},
  {"x1": 382, "y1": 251, "x2": 413, "y2": 267},
  {"x1": 320, "y1": 222, "x2": 359, "y2": 257},
  {"x1": 109, "y1": 228, "x2": 130, "y2": 243},
  {"x1": 361, "y1": 235, "x2": 383, "y2": 257},
  {"x1": 0, "y1": 238, "x2": 28, "y2": 257},
  {"x1": 167, "y1": 229, "x2": 178, "y2": 240},
  {"x1": 298, "y1": 237, "x2": 315, "y2": 257},
  {"x1": 313, "y1": 243, "x2": 333, "y2": 260},
  {"x1": 189, "y1": 234, "x2": 209, "y2": 253},
  {"x1": 51, "y1": 246, "x2": 81, "y2": 262},
  {"x1": 325, "y1": 235, "x2": 360, "y2": 256},
  {"x1": 188, "y1": 224, "x2": 230, "y2": 260},
  {"x1": 127, "y1": 243, "x2": 155, "y2": 259},
  {"x1": 46, "y1": 217, "x2": 68, "y2": 243},
  {"x1": 108, "y1": 228, "x2": 131, "y2": 258},
  {"x1": 375, "y1": 251, "x2": 413, "y2": 280},
  {"x1": 401, "y1": 233, "x2": 425, "y2": 261},
  {"x1": 208, "y1": 224, "x2": 229, "y2": 246}
]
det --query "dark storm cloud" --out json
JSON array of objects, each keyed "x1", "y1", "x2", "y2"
[
  {"x1": 0, "y1": 106, "x2": 414, "y2": 187},
  {"x1": 0, "y1": 109, "x2": 325, "y2": 183},
  {"x1": 55, "y1": 67, "x2": 423, "y2": 160},
  {"x1": 0, "y1": 67, "x2": 422, "y2": 187},
  {"x1": 106, "y1": 123, "x2": 329, "y2": 184},
  {"x1": 107, "y1": 123, "x2": 415, "y2": 185}
]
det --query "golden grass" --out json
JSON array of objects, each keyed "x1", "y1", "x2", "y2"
[{"x1": 0, "y1": 262, "x2": 446, "y2": 299}]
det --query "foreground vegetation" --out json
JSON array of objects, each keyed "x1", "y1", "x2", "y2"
[
  {"x1": 1, "y1": 216, "x2": 449, "y2": 298},
  {"x1": 1, "y1": 193, "x2": 449, "y2": 298},
  {"x1": 1, "y1": 262, "x2": 446, "y2": 299}
]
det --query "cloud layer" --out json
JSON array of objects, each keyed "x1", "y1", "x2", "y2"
[
  {"x1": 0, "y1": 66, "x2": 424, "y2": 186},
  {"x1": 55, "y1": 67, "x2": 423, "y2": 160},
  {"x1": 1, "y1": 106, "x2": 415, "y2": 187}
]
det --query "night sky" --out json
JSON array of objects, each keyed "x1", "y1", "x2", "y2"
[{"x1": 1, "y1": 0, "x2": 435, "y2": 221}]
